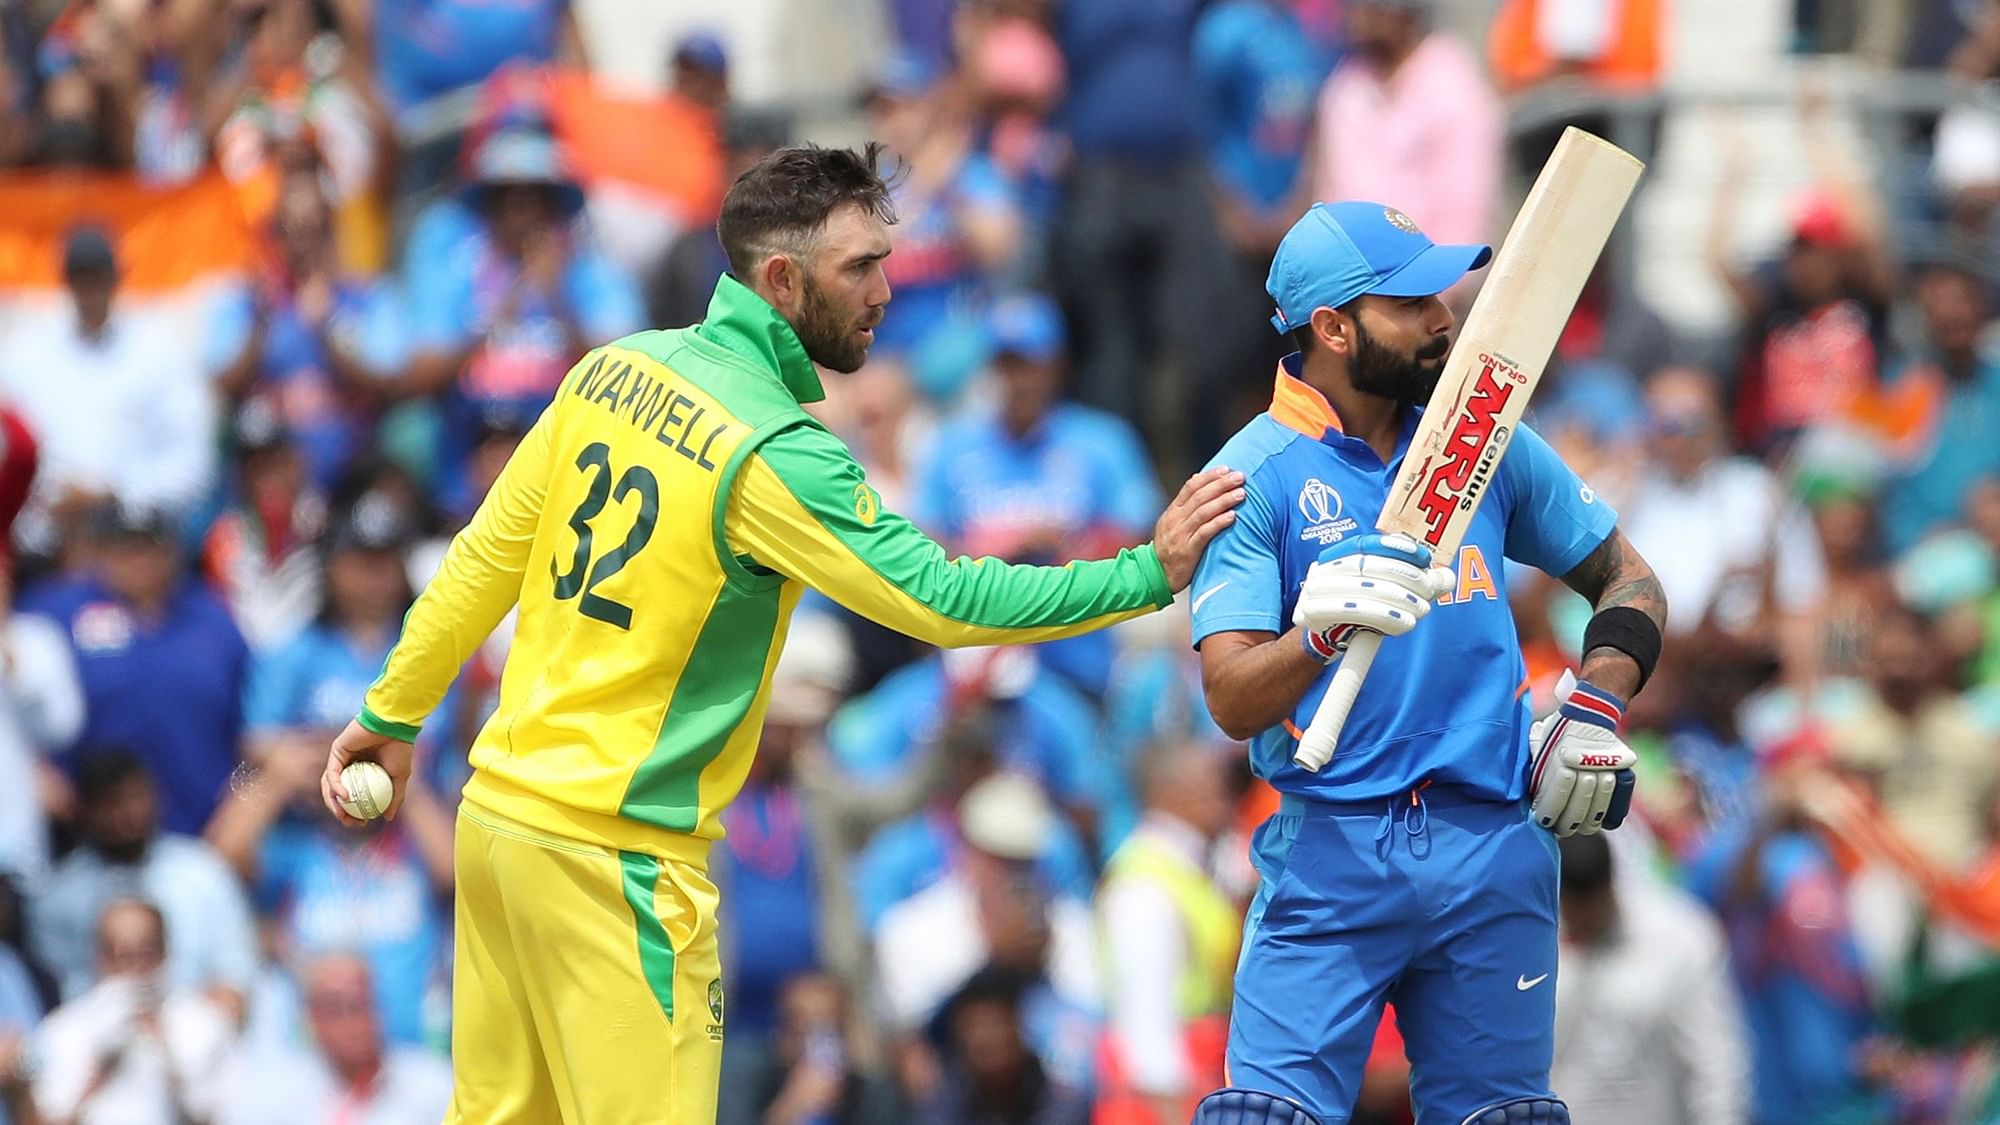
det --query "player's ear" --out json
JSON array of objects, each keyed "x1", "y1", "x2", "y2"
[
  {"x1": 758, "y1": 252, "x2": 805, "y2": 314},
  {"x1": 1309, "y1": 305, "x2": 1353, "y2": 357}
]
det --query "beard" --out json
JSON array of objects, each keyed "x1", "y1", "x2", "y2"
[
  {"x1": 1348, "y1": 320, "x2": 1452, "y2": 410},
  {"x1": 93, "y1": 835, "x2": 149, "y2": 865},
  {"x1": 793, "y1": 278, "x2": 877, "y2": 374}
]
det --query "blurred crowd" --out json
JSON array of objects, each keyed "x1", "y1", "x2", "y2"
[{"x1": 1, "y1": 0, "x2": 2000, "y2": 1122}]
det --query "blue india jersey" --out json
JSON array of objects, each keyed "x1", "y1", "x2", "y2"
[{"x1": 1190, "y1": 358, "x2": 1616, "y2": 803}]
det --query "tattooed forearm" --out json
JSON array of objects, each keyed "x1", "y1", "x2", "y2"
[
  {"x1": 1560, "y1": 528, "x2": 1669, "y2": 699},
  {"x1": 1561, "y1": 529, "x2": 1668, "y2": 629}
]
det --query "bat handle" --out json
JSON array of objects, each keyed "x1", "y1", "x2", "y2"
[{"x1": 1292, "y1": 630, "x2": 1382, "y2": 772}]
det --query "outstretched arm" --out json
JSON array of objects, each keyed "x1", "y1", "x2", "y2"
[
  {"x1": 1558, "y1": 527, "x2": 1668, "y2": 699},
  {"x1": 727, "y1": 426, "x2": 1241, "y2": 649}
]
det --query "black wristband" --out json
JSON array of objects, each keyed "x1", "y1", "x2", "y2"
[{"x1": 1582, "y1": 605, "x2": 1662, "y2": 692}]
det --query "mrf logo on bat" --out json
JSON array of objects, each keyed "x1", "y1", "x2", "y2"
[{"x1": 1410, "y1": 353, "x2": 1527, "y2": 547}]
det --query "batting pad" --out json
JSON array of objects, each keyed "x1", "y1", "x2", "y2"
[
  {"x1": 1191, "y1": 1087, "x2": 1322, "y2": 1125},
  {"x1": 1459, "y1": 1096, "x2": 1570, "y2": 1125}
]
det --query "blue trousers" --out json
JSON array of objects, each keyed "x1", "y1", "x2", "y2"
[{"x1": 1227, "y1": 787, "x2": 1561, "y2": 1124}]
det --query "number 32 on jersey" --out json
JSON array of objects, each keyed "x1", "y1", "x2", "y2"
[{"x1": 552, "y1": 441, "x2": 659, "y2": 629}]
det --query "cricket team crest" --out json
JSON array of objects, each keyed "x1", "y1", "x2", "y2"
[
  {"x1": 707, "y1": 978, "x2": 725, "y2": 1040},
  {"x1": 1382, "y1": 207, "x2": 1422, "y2": 234}
]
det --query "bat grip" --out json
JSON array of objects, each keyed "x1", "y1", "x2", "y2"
[{"x1": 1292, "y1": 630, "x2": 1381, "y2": 772}]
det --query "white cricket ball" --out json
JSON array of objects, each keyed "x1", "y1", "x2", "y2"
[{"x1": 338, "y1": 761, "x2": 394, "y2": 821}]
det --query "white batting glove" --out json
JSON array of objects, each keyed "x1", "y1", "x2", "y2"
[
  {"x1": 1528, "y1": 671, "x2": 1638, "y2": 836},
  {"x1": 1293, "y1": 533, "x2": 1456, "y2": 663}
]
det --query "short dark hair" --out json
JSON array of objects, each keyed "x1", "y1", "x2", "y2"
[
  {"x1": 1911, "y1": 252, "x2": 1993, "y2": 297},
  {"x1": 717, "y1": 143, "x2": 898, "y2": 278},
  {"x1": 1558, "y1": 830, "x2": 1614, "y2": 896},
  {"x1": 75, "y1": 750, "x2": 151, "y2": 807},
  {"x1": 930, "y1": 964, "x2": 1032, "y2": 1048}
]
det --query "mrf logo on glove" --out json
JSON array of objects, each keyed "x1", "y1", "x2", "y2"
[{"x1": 1527, "y1": 671, "x2": 1637, "y2": 837}]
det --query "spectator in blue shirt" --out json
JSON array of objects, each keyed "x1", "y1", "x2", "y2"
[
  {"x1": 718, "y1": 654, "x2": 842, "y2": 1054},
  {"x1": 1686, "y1": 753, "x2": 1883, "y2": 1125},
  {"x1": 865, "y1": 54, "x2": 1023, "y2": 401},
  {"x1": 1193, "y1": 0, "x2": 1328, "y2": 256},
  {"x1": 1052, "y1": 0, "x2": 1261, "y2": 458},
  {"x1": 373, "y1": 0, "x2": 584, "y2": 120},
  {"x1": 715, "y1": 613, "x2": 969, "y2": 1125},
  {"x1": 1880, "y1": 257, "x2": 2000, "y2": 551},
  {"x1": 30, "y1": 752, "x2": 259, "y2": 1012},
  {"x1": 402, "y1": 125, "x2": 641, "y2": 505},
  {"x1": 913, "y1": 293, "x2": 1159, "y2": 698},
  {"x1": 207, "y1": 499, "x2": 456, "y2": 1048},
  {"x1": 241, "y1": 493, "x2": 412, "y2": 758},
  {"x1": 210, "y1": 169, "x2": 407, "y2": 494},
  {"x1": 24, "y1": 503, "x2": 248, "y2": 837},
  {"x1": 958, "y1": 10, "x2": 1068, "y2": 261},
  {"x1": 838, "y1": 650, "x2": 1101, "y2": 928}
]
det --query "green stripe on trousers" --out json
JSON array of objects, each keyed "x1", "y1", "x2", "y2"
[{"x1": 620, "y1": 851, "x2": 677, "y2": 1022}]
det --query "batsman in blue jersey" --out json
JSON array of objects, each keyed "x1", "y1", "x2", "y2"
[{"x1": 1188, "y1": 203, "x2": 1669, "y2": 1125}]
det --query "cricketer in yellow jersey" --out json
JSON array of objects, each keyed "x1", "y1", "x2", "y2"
[{"x1": 317, "y1": 144, "x2": 1246, "y2": 1124}]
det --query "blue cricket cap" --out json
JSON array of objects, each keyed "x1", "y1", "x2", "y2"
[
  {"x1": 464, "y1": 127, "x2": 585, "y2": 218},
  {"x1": 987, "y1": 292, "x2": 1066, "y2": 362},
  {"x1": 1266, "y1": 202, "x2": 1492, "y2": 334},
  {"x1": 674, "y1": 32, "x2": 729, "y2": 74}
]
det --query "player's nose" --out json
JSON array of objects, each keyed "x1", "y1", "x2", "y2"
[{"x1": 1421, "y1": 293, "x2": 1454, "y2": 337}]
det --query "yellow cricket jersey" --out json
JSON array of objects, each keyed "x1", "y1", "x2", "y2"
[{"x1": 358, "y1": 276, "x2": 1174, "y2": 859}]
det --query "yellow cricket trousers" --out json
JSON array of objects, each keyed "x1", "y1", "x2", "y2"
[{"x1": 445, "y1": 799, "x2": 724, "y2": 1124}]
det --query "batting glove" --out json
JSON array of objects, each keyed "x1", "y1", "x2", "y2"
[
  {"x1": 1528, "y1": 671, "x2": 1638, "y2": 836},
  {"x1": 1294, "y1": 533, "x2": 1456, "y2": 663}
]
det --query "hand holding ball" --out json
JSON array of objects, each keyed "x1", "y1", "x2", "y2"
[
  {"x1": 337, "y1": 761, "x2": 395, "y2": 821},
  {"x1": 321, "y1": 720, "x2": 411, "y2": 827}
]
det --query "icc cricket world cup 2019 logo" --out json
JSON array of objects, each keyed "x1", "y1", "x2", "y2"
[{"x1": 1298, "y1": 478, "x2": 1359, "y2": 545}]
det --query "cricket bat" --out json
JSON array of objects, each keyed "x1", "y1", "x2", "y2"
[{"x1": 1292, "y1": 127, "x2": 1645, "y2": 772}]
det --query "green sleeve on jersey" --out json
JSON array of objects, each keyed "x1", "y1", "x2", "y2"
[
  {"x1": 357, "y1": 707, "x2": 423, "y2": 743},
  {"x1": 725, "y1": 423, "x2": 1171, "y2": 648}
]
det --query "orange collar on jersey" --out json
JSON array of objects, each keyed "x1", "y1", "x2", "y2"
[{"x1": 1269, "y1": 360, "x2": 1347, "y2": 439}]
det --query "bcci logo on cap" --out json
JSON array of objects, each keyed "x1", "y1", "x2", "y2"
[
  {"x1": 1383, "y1": 207, "x2": 1422, "y2": 235},
  {"x1": 1298, "y1": 479, "x2": 1360, "y2": 545}
]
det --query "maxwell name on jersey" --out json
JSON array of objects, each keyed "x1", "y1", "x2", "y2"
[{"x1": 570, "y1": 352, "x2": 732, "y2": 471}]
